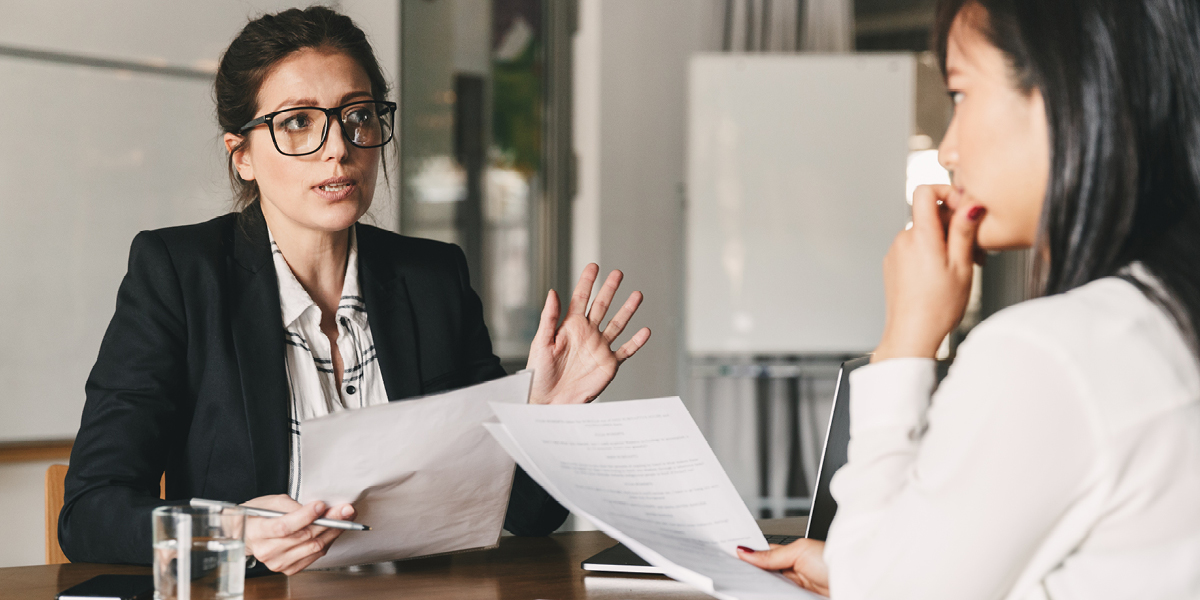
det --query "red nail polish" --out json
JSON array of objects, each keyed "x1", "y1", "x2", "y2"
[
  {"x1": 968, "y1": 206, "x2": 986, "y2": 221},
  {"x1": 737, "y1": 546, "x2": 755, "y2": 553}
]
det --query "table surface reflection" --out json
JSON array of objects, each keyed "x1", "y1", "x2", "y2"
[{"x1": 3, "y1": 518, "x2": 807, "y2": 599}]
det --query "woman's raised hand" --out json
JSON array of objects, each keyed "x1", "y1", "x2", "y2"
[
  {"x1": 526, "y1": 264, "x2": 651, "y2": 405},
  {"x1": 872, "y1": 184, "x2": 984, "y2": 363},
  {"x1": 241, "y1": 494, "x2": 356, "y2": 575},
  {"x1": 738, "y1": 540, "x2": 830, "y2": 596}
]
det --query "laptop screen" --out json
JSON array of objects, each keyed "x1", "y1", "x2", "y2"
[
  {"x1": 805, "y1": 356, "x2": 952, "y2": 540},
  {"x1": 804, "y1": 356, "x2": 868, "y2": 540}
]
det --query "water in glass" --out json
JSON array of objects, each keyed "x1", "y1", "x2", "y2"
[{"x1": 153, "y1": 537, "x2": 245, "y2": 600}]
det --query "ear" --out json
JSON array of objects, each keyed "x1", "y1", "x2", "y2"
[{"x1": 224, "y1": 132, "x2": 255, "y2": 182}]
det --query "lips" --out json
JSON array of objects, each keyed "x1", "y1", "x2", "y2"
[{"x1": 312, "y1": 176, "x2": 357, "y2": 201}]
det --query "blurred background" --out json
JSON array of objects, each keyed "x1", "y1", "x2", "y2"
[{"x1": 0, "y1": 0, "x2": 1032, "y2": 567}]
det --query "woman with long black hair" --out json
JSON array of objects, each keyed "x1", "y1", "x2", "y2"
[{"x1": 740, "y1": 0, "x2": 1200, "y2": 597}]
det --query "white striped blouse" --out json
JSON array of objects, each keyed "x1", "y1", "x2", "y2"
[{"x1": 268, "y1": 225, "x2": 389, "y2": 499}]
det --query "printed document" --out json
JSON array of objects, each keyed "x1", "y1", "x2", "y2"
[
  {"x1": 486, "y1": 397, "x2": 820, "y2": 600},
  {"x1": 298, "y1": 372, "x2": 530, "y2": 568}
]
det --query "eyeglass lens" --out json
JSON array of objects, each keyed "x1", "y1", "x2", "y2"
[{"x1": 270, "y1": 102, "x2": 393, "y2": 155}]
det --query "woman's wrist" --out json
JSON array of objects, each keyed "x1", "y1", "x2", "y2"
[{"x1": 872, "y1": 335, "x2": 941, "y2": 363}]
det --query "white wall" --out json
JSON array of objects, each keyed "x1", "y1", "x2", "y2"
[{"x1": 574, "y1": 0, "x2": 723, "y2": 404}]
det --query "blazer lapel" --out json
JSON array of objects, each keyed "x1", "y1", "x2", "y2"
[
  {"x1": 358, "y1": 228, "x2": 423, "y2": 401},
  {"x1": 229, "y1": 208, "x2": 291, "y2": 496}
]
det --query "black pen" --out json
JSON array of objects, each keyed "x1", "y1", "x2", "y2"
[{"x1": 189, "y1": 498, "x2": 371, "y2": 531}]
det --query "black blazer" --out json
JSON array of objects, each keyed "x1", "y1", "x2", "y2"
[{"x1": 60, "y1": 205, "x2": 567, "y2": 565}]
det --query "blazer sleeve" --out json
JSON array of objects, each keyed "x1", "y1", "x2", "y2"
[
  {"x1": 449, "y1": 246, "x2": 569, "y2": 536},
  {"x1": 59, "y1": 231, "x2": 189, "y2": 564}
]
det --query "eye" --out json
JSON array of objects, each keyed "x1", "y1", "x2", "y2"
[
  {"x1": 280, "y1": 113, "x2": 313, "y2": 132},
  {"x1": 949, "y1": 91, "x2": 965, "y2": 105},
  {"x1": 344, "y1": 107, "x2": 376, "y2": 126}
]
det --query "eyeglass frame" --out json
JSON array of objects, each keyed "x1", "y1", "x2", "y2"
[{"x1": 238, "y1": 100, "x2": 398, "y2": 157}]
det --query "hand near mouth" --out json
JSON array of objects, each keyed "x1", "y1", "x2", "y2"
[
  {"x1": 873, "y1": 184, "x2": 985, "y2": 363},
  {"x1": 935, "y1": 186, "x2": 987, "y2": 267}
]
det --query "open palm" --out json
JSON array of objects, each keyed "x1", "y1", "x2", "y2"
[{"x1": 526, "y1": 264, "x2": 651, "y2": 405}]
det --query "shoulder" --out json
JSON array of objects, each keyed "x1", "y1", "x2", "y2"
[
  {"x1": 128, "y1": 212, "x2": 241, "y2": 264},
  {"x1": 963, "y1": 276, "x2": 1200, "y2": 427},
  {"x1": 973, "y1": 276, "x2": 1186, "y2": 358},
  {"x1": 356, "y1": 223, "x2": 469, "y2": 282}
]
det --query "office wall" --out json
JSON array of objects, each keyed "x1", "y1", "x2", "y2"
[{"x1": 574, "y1": 0, "x2": 723, "y2": 405}]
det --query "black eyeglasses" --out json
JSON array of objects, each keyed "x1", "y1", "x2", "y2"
[{"x1": 239, "y1": 100, "x2": 397, "y2": 156}]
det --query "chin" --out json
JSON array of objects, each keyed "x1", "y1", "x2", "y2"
[
  {"x1": 305, "y1": 197, "x2": 371, "y2": 231},
  {"x1": 976, "y1": 224, "x2": 1035, "y2": 252}
]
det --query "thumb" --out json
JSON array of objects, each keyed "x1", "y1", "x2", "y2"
[
  {"x1": 947, "y1": 204, "x2": 985, "y2": 273},
  {"x1": 737, "y1": 544, "x2": 802, "y2": 571},
  {"x1": 531, "y1": 290, "x2": 560, "y2": 347}
]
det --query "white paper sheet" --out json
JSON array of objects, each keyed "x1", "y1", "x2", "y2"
[
  {"x1": 485, "y1": 397, "x2": 820, "y2": 600},
  {"x1": 298, "y1": 372, "x2": 530, "y2": 568}
]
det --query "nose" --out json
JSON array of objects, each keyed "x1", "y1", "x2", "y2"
[
  {"x1": 938, "y1": 114, "x2": 959, "y2": 176},
  {"x1": 321, "y1": 116, "x2": 350, "y2": 162}
]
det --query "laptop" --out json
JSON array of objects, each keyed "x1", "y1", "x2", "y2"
[{"x1": 581, "y1": 356, "x2": 870, "y2": 574}]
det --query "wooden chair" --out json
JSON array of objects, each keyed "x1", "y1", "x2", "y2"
[{"x1": 44, "y1": 465, "x2": 164, "y2": 564}]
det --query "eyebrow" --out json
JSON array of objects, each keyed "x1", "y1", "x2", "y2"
[{"x1": 270, "y1": 91, "x2": 374, "y2": 112}]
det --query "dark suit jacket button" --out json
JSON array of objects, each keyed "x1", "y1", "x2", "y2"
[{"x1": 346, "y1": 385, "x2": 357, "y2": 395}]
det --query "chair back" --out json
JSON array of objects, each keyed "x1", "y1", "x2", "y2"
[
  {"x1": 44, "y1": 464, "x2": 70, "y2": 564},
  {"x1": 45, "y1": 465, "x2": 165, "y2": 564}
]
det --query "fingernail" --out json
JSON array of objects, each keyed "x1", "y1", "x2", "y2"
[
  {"x1": 737, "y1": 546, "x2": 755, "y2": 553},
  {"x1": 968, "y1": 206, "x2": 986, "y2": 221},
  {"x1": 342, "y1": 506, "x2": 354, "y2": 518},
  {"x1": 313, "y1": 501, "x2": 325, "y2": 512}
]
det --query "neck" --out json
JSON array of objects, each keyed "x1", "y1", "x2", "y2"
[{"x1": 260, "y1": 201, "x2": 350, "y2": 314}]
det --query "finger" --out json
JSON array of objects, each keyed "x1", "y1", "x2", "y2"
[
  {"x1": 567, "y1": 264, "x2": 600, "y2": 316},
  {"x1": 329, "y1": 503, "x2": 356, "y2": 520},
  {"x1": 531, "y1": 290, "x2": 560, "y2": 347},
  {"x1": 614, "y1": 327, "x2": 651, "y2": 363},
  {"x1": 973, "y1": 246, "x2": 988, "y2": 267},
  {"x1": 254, "y1": 517, "x2": 329, "y2": 556},
  {"x1": 737, "y1": 539, "x2": 817, "y2": 571},
  {"x1": 278, "y1": 502, "x2": 353, "y2": 544},
  {"x1": 911, "y1": 184, "x2": 952, "y2": 243},
  {"x1": 242, "y1": 494, "x2": 302, "y2": 513},
  {"x1": 266, "y1": 501, "x2": 326, "y2": 539},
  {"x1": 602, "y1": 290, "x2": 643, "y2": 344},
  {"x1": 947, "y1": 204, "x2": 985, "y2": 274},
  {"x1": 273, "y1": 525, "x2": 344, "y2": 575},
  {"x1": 587, "y1": 270, "x2": 624, "y2": 327}
]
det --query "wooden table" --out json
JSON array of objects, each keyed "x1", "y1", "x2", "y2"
[{"x1": 2, "y1": 518, "x2": 807, "y2": 599}]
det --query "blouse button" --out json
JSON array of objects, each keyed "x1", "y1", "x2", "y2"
[{"x1": 346, "y1": 385, "x2": 357, "y2": 395}]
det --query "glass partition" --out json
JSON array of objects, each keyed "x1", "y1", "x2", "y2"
[{"x1": 400, "y1": 0, "x2": 572, "y2": 365}]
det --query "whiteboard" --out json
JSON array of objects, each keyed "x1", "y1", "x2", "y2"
[
  {"x1": 0, "y1": 57, "x2": 229, "y2": 441},
  {"x1": 686, "y1": 54, "x2": 914, "y2": 354}
]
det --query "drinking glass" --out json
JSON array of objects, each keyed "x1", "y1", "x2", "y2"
[{"x1": 152, "y1": 505, "x2": 246, "y2": 600}]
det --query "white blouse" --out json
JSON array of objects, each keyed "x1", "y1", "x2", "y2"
[
  {"x1": 268, "y1": 226, "x2": 390, "y2": 499},
  {"x1": 825, "y1": 273, "x2": 1200, "y2": 599}
]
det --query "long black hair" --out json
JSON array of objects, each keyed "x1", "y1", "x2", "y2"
[{"x1": 935, "y1": 0, "x2": 1200, "y2": 354}]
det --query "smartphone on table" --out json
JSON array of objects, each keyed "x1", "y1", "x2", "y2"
[{"x1": 56, "y1": 574, "x2": 154, "y2": 600}]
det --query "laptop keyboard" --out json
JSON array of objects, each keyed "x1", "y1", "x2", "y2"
[{"x1": 763, "y1": 534, "x2": 802, "y2": 545}]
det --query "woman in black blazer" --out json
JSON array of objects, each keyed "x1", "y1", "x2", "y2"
[{"x1": 60, "y1": 7, "x2": 650, "y2": 573}]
